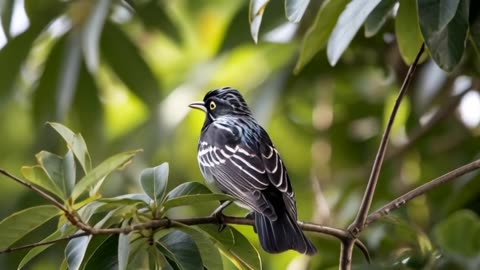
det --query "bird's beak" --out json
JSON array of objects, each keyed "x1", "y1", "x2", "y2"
[{"x1": 188, "y1": 101, "x2": 206, "y2": 112}]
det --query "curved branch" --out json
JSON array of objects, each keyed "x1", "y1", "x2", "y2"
[
  {"x1": 348, "y1": 43, "x2": 425, "y2": 235},
  {"x1": 364, "y1": 159, "x2": 480, "y2": 227}
]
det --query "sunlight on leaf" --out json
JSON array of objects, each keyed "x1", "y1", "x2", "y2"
[
  {"x1": 48, "y1": 122, "x2": 92, "y2": 173},
  {"x1": 65, "y1": 235, "x2": 92, "y2": 270},
  {"x1": 327, "y1": 0, "x2": 382, "y2": 65},
  {"x1": 249, "y1": 0, "x2": 270, "y2": 43},
  {"x1": 285, "y1": 0, "x2": 309, "y2": 23}
]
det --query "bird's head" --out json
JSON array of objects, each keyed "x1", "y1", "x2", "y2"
[{"x1": 189, "y1": 87, "x2": 252, "y2": 120}]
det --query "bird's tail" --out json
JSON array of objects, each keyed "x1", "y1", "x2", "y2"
[{"x1": 255, "y1": 212, "x2": 317, "y2": 255}]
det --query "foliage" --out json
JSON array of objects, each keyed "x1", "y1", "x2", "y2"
[{"x1": 0, "y1": 0, "x2": 479, "y2": 269}]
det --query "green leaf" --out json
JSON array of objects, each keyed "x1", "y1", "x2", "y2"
[
  {"x1": 101, "y1": 22, "x2": 161, "y2": 108},
  {"x1": 48, "y1": 122, "x2": 92, "y2": 173},
  {"x1": 364, "y1": 0, "x2": 396, "y2": 38},
  {"x1": 56, "y1": 31, "x2": 82, "y2": 119},
  {"x1": 395, "y1": 0, "x2": 424, "y2": 64},
  {"x1": 36, "y1": 151, "x2": 75, "y2": 199},
  {"x1": 418, "y1": 0, "x2": 460, "y2": 34},
  {"x1": 84, "y1": 235, "x2": 119, "y2": 270},
  {"x1": 418, "y1": 0, "x2": 469, "y2": 71},
  {"x1": 193, "y1": 225, "x2": 261, "y2": 270},
  {"x1": 63, "y1": 150, "x2": 76, "y2": 198},
  {"x1": 71, "y1": 149, "x2": 141, "y2": 200},
  {"x1": 327, "y1": 0, "x2": 382, "y2": 66},
  {"x1": 148, "y1": 244, "x2": 173, "y2": 270},
  {"x1": 285, "y1": 0, "x2": 309, "y2": 23},
  {"x1": 249, "y1": 0, "x2": 270, "y2": 43},
  {"x1": 140, "y1": 162, "x2": 169, "y2": 205},
  {"x1": 163, "y1": 194, "x2": 234, "y2": 210},
  {"x1": 165, "y1": 181, "x2": 212, "y2": 199},
  {"x1": 157, "y1": 230, "x2": 203, "y2": 270},
  {"x1": 18, "y1": 225, "x2": 77, "y2": 269},
  {"x1": 21, "y1": 165, "x2": 64, "y2": 199},
  {"x1": 81, "y1": 0, "x2": 111, "y2": 72},
  {"x1": 0, "y1": 205, "x2": 59, "y2": 250},
  {"x1": 294, "y1": 0, "x2": 349, "y2": 73},
  {"x1": 65, "y1": 235, "x2": 92, "y2": 270},
  {"x1": 433, "y1": 210, "x2": 480, "y2": 259},
  {"x1": 118, "y1": 220, "x2": 131, "y2": 270},
  {"x1": 176, "y1": 226, "x2": 223, "y2": 270},
  {"x1": 99, "y1": 193, "x2": 151, "y2": 206}
]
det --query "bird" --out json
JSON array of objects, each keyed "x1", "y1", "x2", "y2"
[{"x1": 189, "y1": 87, "x2": 317, "y2": 255}]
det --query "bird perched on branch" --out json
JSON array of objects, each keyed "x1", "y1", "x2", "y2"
[{"x1": 189, "y1": 87, "x2": 317, "y2": 255}]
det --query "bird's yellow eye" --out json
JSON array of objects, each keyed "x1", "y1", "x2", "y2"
[{"x1": 209, "y1": 101, "x2": 216, "y2": 110}]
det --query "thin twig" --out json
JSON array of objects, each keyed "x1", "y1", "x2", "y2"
[
  {"x1": 364, "y1": 159, "x2": 480, "y2": 227},
  {"x1": 0, "y1": 232, "x2": 90, "y2": 253},
  {"x1": 348, "y1": 43, "x2": 425, "y2": 235},
  {"x1": 0, "y1": 169, "x2": 68, "y2": 213}
]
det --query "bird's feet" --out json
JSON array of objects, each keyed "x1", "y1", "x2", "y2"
[
  {"x1": 210, "y1": 200, "x2": 232, "y2": 232},
  {"x1": 245, "y1": 211, "x2": 256, "y2": 233}
]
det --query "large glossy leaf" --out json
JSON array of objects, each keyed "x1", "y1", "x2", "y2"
[
  {"x1": 249, "y1": 0, "x2": 270, "y2": 43},
  {"x1": 364, "y1": 0, "x2": 396, "y2": 37},
  {"x1": 433, "y1": 210, "x2": 480, "y2": 260},
  {"x1": 177, "y1": 226, "x2": 223, "y2": 270},
  {"x1": 194, "y1": 225, "x2": 261, "y2": 270},
  {"x1": 82, "y1": 0, "x2": 111, "y2": 72},
  {"x1": 140, "y1": 162, "x2": 169, "y2": 205},
  {"x1": 0, "y1": 205, "x2": 59, "y2": 250},
  {"x1": 327, "y1": 0, "x2": 382, "y2": 66},
  {"x1": 164, "y1": 194, "x2": 233, "y2": 210},
  {"x1": 101, "y1": 22, "x2": 161, "y2": 108},
  {"x1": 294, "y1": 0, "x2": 349, "y2": 73},
  {"x1": 65, "y1": 235, "x2": 92, "y2": 270},
  {"x1": 148, "y1": 244, "x2": 173, "y2": 270},
  {"x1": 395, "y1": 0, "x2": 424, "y2": 65},
  {"x1": 71, "y1": 150, "x2": 141, "y2": 200},
  {"x1": 99, "y1": 193, "x2": 151, "y2": 206},
  {"x1": 118, "y1": 220, "x2": 131, "y2": 270},
  {"x1": 418, "y1": 0, "x2": 469, "y2": 71},
  {"x1": 285, "y1": 0, "x2": 309, "y2": 23},
  {"x1": 418, "y1": 0, "x2": 460, "y2": 34},
  {"x1": 18, "y1": 225, "x2": 77, "y2": 269},
  {"x1": 165, "y1": 181, "x2": 212, "y2": 199},
  {"x1": 157, "y1": 230, "x2": 203, "y2": 270},
  {"x1": 84, "y1": 235, "x2": 119, "y2": 270},
  {"x1": 21, "y1": 165, "x2": 64, "y2": 199},
  {"x1": 35, "y1": 150, "x2": 76, "y2": 199}
]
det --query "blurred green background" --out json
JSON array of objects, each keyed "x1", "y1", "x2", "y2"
[{"x1": 0, "y1": 0, "x2": 480, "y2": 269}]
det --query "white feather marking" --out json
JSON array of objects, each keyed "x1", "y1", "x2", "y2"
[
  {"x1": 229, "y1": 159, "x2": 268, "y2": 186},
  {"x1": 213, "y1": 122, "x2": 234, "y2": 134},
  {"x1": 232, "y1": 154, "x2": 265, "y2": 174},
  {"x1": 262, "y1": 146, "x2": 274, "y2": 159}
]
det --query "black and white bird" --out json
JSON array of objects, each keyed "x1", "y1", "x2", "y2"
[{"x1": 189, "y1": 87, "x2": 317, "y2": 255}]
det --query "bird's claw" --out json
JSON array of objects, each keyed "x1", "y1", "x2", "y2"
[
  {"x1": 245, "y1": 211, "x2": 257, "y2": 233},
  {"x1": 212, "y1": 211, "x2": 227, "y2": 232}
]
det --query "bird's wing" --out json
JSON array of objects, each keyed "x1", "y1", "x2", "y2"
[
  {"x1": 198, "y1": 123, "x2": 277, "y2": 220},
  {"x1": 260, "y1": 140, "x2": 298, "y2": 219}
]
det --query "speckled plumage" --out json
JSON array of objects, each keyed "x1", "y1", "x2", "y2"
[{"x1": 190, "y1": 87, "x2": 317, "y2": 255}]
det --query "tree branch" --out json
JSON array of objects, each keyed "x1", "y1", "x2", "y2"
[
  {"x1": 0, "y1": 168, "x2": 370, "y2": 260},
  {"x1": 364, "y1": 158, "x2": 480, "y2": 227},
  {"x1": 0, "y1": 232, "x2": 90, "y2": 254},
  {"x1": 348, "y1": 43, "x2": 425, "y2": 235},
  {"x1": 0, "y1": 169, "x2": 68, "y2": 213}
]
